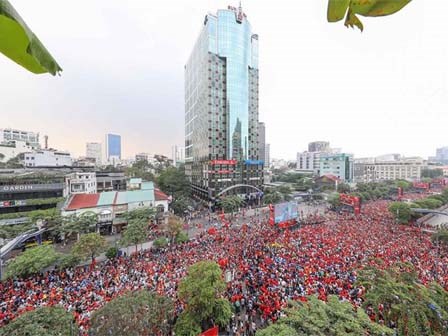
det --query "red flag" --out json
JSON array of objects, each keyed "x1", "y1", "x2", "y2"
[{"x1": 199, "y1": 326, "x2": 218, "y2": 336}]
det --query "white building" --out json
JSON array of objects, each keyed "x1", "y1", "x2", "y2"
[
  {"x1": 265, "y1": 144, "x2": 271, "y2": 168},
  {"x1": 171, "y1": 146, "x2": 185, "y2": 166},
  {"x1": 0, "y1": 140, "x2": 34, "y2": 163},
  {"x1": 135, "y1": 153, "x2": 157, "y2": 164},
  {"x1": 24, "y1": 150, "x2": 72, "y2": 167},
  {"x1": 0, "y1": 128, "x2": 40, "y2": 148},
  {"x1": 354, "y1": 157, "x2": 424, "y2": 183},
  {"x1": 297, "y1": 151, "x2": 322, "y2": 175},
  {"x1": 86, "y1": 142, "x2": 102, "y2": 165},
  {"x1": 64, "y1": 172, "x2": 97, "y2": 197}
]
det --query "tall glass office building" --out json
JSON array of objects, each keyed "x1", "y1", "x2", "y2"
[
  {"x1": 185, "y1": 5, "x2": 263, "y2": 202},
  {"x1": 106, "y1": 134, "x2": 121, "y2": 161}
]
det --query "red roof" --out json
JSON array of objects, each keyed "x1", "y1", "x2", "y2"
[
  {"x1": 66, "y1": 194, "x2": 100, "y2": 210},
  {"x1": 318, "y1": 174, "x2": 340, "y2": 182},
  {"x1": 154, "y1": 189, "x2": 169, "y2": 201}
]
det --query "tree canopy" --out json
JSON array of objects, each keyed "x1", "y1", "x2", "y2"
[
  {"x1": 71, "y1": 232, "x2": 108, "y2": 262},
  {"x1": 5, "y1": 245, "x2": 59, "y2": 279},
  {"x1": 356, "y1": 265, "x2": 448, "y2": 335},
  {"x1": 89, "y1": 290, "x2": 174, "y2": 336},
  {"x1": 175, "y1": 261, "x2": 232, "y2": 335},
  {"x1": 0, "y1": 306, "x2": 77, "y2": 336},
  {"x1": 256, "y1": 295, "x2": 393, "y2": 336}
]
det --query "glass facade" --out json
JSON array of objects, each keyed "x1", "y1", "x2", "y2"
[
  {"x1": 185, "y1": 6, "x2": 262, "y2": 201},
  {"x1": 107, "y1": 134, "x2": 121, "y2": 159}
]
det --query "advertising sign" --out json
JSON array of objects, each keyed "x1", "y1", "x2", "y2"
[
  {"x1": 0, "y1": 183, "x2": 63, "y2": 193},
  {"x1": 244, "y1": 160, "x2": 264, "y2": 165},
  {"x1": 210, "y1": 160, "x2": 237, "y2": 165},
  {"x1": 274, "y1": 202, "x2": 298, "y2": 224}
]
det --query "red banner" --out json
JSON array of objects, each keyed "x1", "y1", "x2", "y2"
[
  {"x1": 210, "y1": 160, "x2": 237, "y2": 165},
  {"x1": 413, "y1": 182, "x2": 430, "y2": 190},
  {"x1": 199, "y1": 326, "x2": 218, "y2": 336}
]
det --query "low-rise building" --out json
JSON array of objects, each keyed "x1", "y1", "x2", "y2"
[
  {"x1": 0, "y1": 128, "x2": 40, "y2": 148},
  {"x1": 95, "y1": 171, "x2": 127, "y2": 192},
  {"x1": 24, "y1": 150, "x2": 72, "y2": 167},
  {"x1": 354, "y1": 157, "x2": 424, "y2": 183},
  {"x1": 0, "y1": 170, "x2": 65, "y2": 215},
  {"x1": 319, "y1": 153, "x2": 354, "y2": 182},
  {"x1": 0, "y1": 140, "x2": 35, "y2": 163},
  {"x1": 64, "y1": 172, "x2": 97, "y2": 197},
  {"x1": 62, "y1": 181, "x2": 169, "y2": 233}
]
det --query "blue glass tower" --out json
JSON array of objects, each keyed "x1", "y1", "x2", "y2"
[
  {"x1": 106, "y1": 134, "x2": 121, "y2": 160},
  {"x1": 185, "y1": 5, "x2": 263, "y2": 202}
]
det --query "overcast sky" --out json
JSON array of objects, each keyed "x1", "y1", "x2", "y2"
[{"x1": 1, "y1": 0, "x2": 447, "y2": 160}]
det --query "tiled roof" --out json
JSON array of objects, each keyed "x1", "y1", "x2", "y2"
[
  {"x1": 320, "y1": 174, "x2": 340, "y2": 182},
  {"x1": 97, "y1": 191, "x2": 116, "y2": 206},
  {"x1": 155, "y1": 189, "x2": 169, "y2": 201},
  {"x1": 66, "y1": 194, "x2": 100, "y2": 210},
  {"x1": 115, "y1": 190, "x2": 154, "y2": 205}
]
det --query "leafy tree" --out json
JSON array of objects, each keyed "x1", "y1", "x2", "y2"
[
  {"x1": 71, "y1": 233, "x2": 108, "y2": 263},
  {"x1": 327, "y1": 192, "x2": 341, "y2": 208},
  {"x1": 60, "y1": 212, "x2": 97, "y2": 242},
  {"x1": 256, "y1": 295, "x2": 393, "y2": 336},
  {"x1": 327, "y1": 0, "x2": 412, "y2": 32},
  {"x1": 5, "y1": 245, "x2": 59, "y2": 279},
  {"x1": 164, "y1": 215, "x2": 183, "y2": 242},
  {"x1": 120, "y1": 218, "x2": 148, "y2": 253},
  {"x1": 170, "y1": 196, "x2": 194, "y2": 215},
  {"x1": 174, "y1": 311, "x2": 202, "y2": 336},
  {"x1": 336, "y1": 182, "x2": 351, "y2": 194},
  {"x1": 395, "y1": 180, "x2": 413, "y2": 191},
  {"x1": 388, "y1": 202, "x2": 412, "y2": 224},
  {"x1": 89, "y1": 290, "x2": 174, "y2": 336},
  {"x1": 263, "y1": 191, "x2": 282, "y2": 205},
  {"x1": 153, "y1": 237, "x2": 168, "y2": 249},
  {"x1": 122, "y1": 207, "x2": 156, "y2": 222},
  {"x1": 157, "y1": 166, "x2": 190, "y2": 198},
  {"x1": 175, "y1": 261, "x2": 232, "y2": 334},
  {"x1": 125, "y1": 160, "x2": 156, "y2": 181},
  {"x1": 175, "y1": 231, "x2": 189, "y2": 244},
  {"x1": 357, "y1": 266, "x2": 448, "y2": 335},
  {"x1": 0, "y1": 306, "x2": 77, "y2": 336},
  {"x1": 57, "y1": 253, "x2": 81, "y2": 269},
  {"x1": 105, "y1": 246, "x2": 119, "y2": 259},
  {"x1": 219, "y1": 196, "x2": 244, "y2": 214}
]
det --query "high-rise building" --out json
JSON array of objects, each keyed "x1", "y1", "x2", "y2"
[
  {"x1": 258, "y1": 122, "x2": 266, "y2": 165},
  {"x1": 185, "y1": 4, "x2": 263, "y2": 202},
  {"x1": 265, "y1": 144, "x2": 271, "y2": 169},
  {"x1": 0, "y1": 128, "x2": 40, "y2": 148},
  {"x1": 308, "y1": 141, "x2": 330, "y2": 153},
  {"x1": 86, "y1": 142, "x2": 102, "y2": 165},
  {"x1": 105, "y1": 134, "x2": 121, "y2": 164},
  {"x1": 435, "y1": 147, "x2": 448, "y2": 164},
  {"x1": 172, "y1": 145, "x2": 185, "y2": 166}
]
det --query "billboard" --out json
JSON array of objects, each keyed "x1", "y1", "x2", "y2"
[{"x1": 274, "y1": 201, "x2": 298, "y2": 224}]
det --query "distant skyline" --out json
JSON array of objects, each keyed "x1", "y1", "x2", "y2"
[{"x1": 1, "y1": 0, "x2": 447, "y2": 160}]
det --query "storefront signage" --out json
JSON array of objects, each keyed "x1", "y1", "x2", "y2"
[
  {"x1": 210, "y1": 160, "x2": 237, "y2": 165},
  {"x1": 244, "y1": 160, "x2": 264, "y2": 165},
  {"x1": 0, "y1": 183, "x2": 63, "y2": 193}
]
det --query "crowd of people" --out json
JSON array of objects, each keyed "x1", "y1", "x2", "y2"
[{"x1": 0, "y1": 199, "x2": 447, "y2": 335}]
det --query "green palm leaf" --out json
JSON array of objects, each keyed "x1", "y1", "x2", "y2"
[{"x1": 0, "y1": 0, "x2": 62, "y2": 75}]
